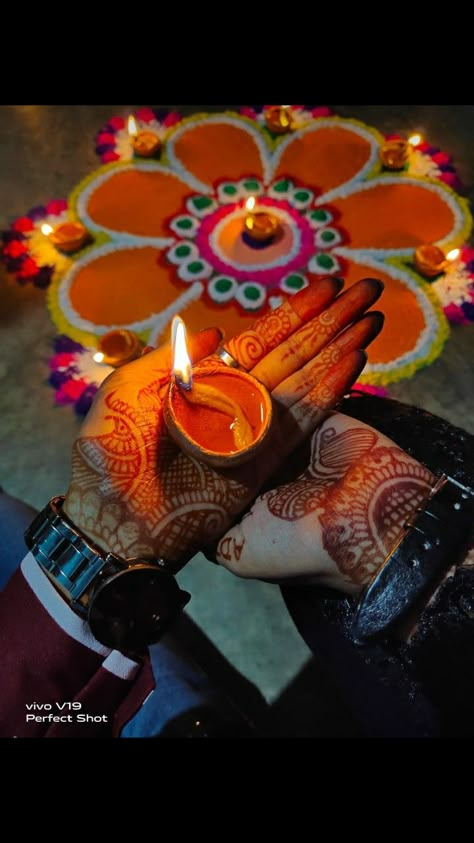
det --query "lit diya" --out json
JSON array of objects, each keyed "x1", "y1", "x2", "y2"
[
  {"x1": 94, "y1": 329, "x2": 145, "y2": 368},
  {"x1": 264, "y1": 105, "x2": 294, "y2": 134},
  {"x1": 414, "y1": 244, "x2": 447, "y2": 278},
  {"x1": 41, "y1": 221, "x2": 88, "y2": 254},
  {"x1": 164, "y1": 317, "x2": 273, "y2": 468},
  {"x1": 128, "y1": 115, "x2": 161, "y2": 158},
  {"x1": 380, "y1": 139, "x2": 409, "y2": 170},
  {"x1": 243, "y1": 196, "x2": 280, "y2": 246},
  {"x1": 414, "y1": 244, "x2": 460, "y2": 278}
]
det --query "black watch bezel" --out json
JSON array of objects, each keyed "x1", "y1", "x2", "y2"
[{"x1": 87, "y1": 563, "x2": 190, "y2": 653}]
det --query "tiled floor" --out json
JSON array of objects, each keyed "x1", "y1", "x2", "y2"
[{"x1": 1, "y1": 106, "x2": 473, "y2": 728}]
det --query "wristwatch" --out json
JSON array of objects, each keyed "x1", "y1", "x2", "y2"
[{"x1": 24, "y1": 496, "x2": 190, "y2": 655}]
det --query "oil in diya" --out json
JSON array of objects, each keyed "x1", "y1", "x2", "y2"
[
  {"x1": 128, "y1": 115, "x2": 161, "y2": 158},
  {"x1": 164, "y1": 317, "x2": 273, "y2": 468}
]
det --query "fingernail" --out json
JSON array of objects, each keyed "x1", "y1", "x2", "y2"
[
  {"x1": 200, "y1": 326, "x2": 224, "y2": 341},
  {"x1": 366, "y1": 310, "x2": 385, "y2": 326},
  {"x1": 365, "y1": 277, "x2": 385, "y2": 294}
]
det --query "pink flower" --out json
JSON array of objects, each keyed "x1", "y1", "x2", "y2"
[
  {"x1": 417, "y1": 141, "x2": 431, "y2": 153},
  {"x1": 432, "y1": 151, "x2": 450, "y2": 166},
  {"x1": 163, "y1": 111, "x2": 181, "y2": 128},
  {"x1": 461, "y1": 246, "x2": 474, "y2": 264},
  {"x1": 49, "y1": 352, "x2": 76, "y2": 370},
  {"x1": 96, "y1": 132, "x2": 116, "y2": 145},
  {"x1": 12, "y1": 216, "x2": 34, "y2": 233},
  {"x1": 353, "y1": 382, "x2": 388, "y2": 397},
  {"x1": 444, "y1": 303, "x2": 468, "y2": 325},
  {"x1": 56, "y1": 378, "x2": 87, "y2": 404},
  {"x1": 3, "y1": 240, "x2": 28, "y2": 258},
  {"x1": 102, "y1": 151, "x2": 121, "y2": 163},
  {"x1": 240, "y1": 107, "x2": 258, "y2": 120},
  {"x1": 135, "y1": 107, "x2": 156, "y2": 124},
  {"x1": 46, "y1": 199, "x2": 68, "y2": 216},
  {"x1": 311, "y1": 106, "x2": 332, "y2": 117},
  {"x1": 108, "y1": 116, "x2": 125, "y2": 130},
  {"x1": 439, "y1": 172, "x2": 459, "y2": 188},
  {"x1": 16, "y1": 257, "x2": 39, "y2": 278}
]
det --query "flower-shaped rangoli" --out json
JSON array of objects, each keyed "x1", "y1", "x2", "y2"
[{"x1": 44, "y1": 111, "x2": 471, "y2": 386}]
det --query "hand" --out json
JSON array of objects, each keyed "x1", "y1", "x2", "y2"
[
  {"x1": 216, "y1": 411, "x2": 437, "y2": 594},
  {"x1": 63, "y1": 277, "x2": 384, "y2": 570}
]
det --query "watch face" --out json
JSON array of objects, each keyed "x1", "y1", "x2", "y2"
[{"x1": 88, "y1": 565, "x2": 190, "y2": 652}]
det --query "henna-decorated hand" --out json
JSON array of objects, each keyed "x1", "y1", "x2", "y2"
[
  {"x1": 216, "y1": 412, "x2": 438, "y2": 594},
  {"x1": 63, "y1": 277, "x2": 384, "y2": 570}
]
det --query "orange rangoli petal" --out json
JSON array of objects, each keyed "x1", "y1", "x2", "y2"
[
  {"x1": 86, "y1": 169, "x2": 190, "y2": 238},
  {"x1": 69, "y1": 248, "x2": 182, "y2": 325},
  {"x1": 332, "y1": 181, "x2": 456, "y2": 248},
  {"x1": 170, "y1": 120, "x2": 265, "y2": 187},
  {"x1": 274, "y1": 125, "x2": 374, "y2": 194}
]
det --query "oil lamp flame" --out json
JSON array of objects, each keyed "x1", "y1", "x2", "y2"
[
  {"x1": 245, "y1": 196, "x2": 256, "y2": 213},
  {"x1": 93, "y1": 351, "x2": 105, "y2": 363},
  {"x1": 127, "y1": 115, "x2": 138, "y2": 137},
  {"x1": 446, "y1": 248, "x2": 460, "y2": 262},
  {"x1": 171, "y1": 316, "x2": 192, "y2": 390},
  {"x1": 41, "y1": 223, "x2": 53, "y2": 236},
  {"x1": 408, "y1": 133, "x2": 423, "y2": 146}
]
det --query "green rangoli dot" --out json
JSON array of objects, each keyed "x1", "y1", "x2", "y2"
[
  {"x1": 243, "y1": 180, "x2": 260, "y2": 191},
  {"x1": 244, "y1": 286, "x2": 261, "y2": 301},
  {"x1": 311, "y1": 209, "x2": 330, "y2": 221},
  {"x1": 273, "y1": 180, "x2": 290, "y2": 193},
  {"x1": 316, "y1": 253, "x2": 335, "y2": 269},
  {"x1": 294, "y1": 190, "x2": 310, "y2": 202},
  {"x1": 177, "y1": 218, "x2": 193, "y2": 229},
  {"x1": 223, "y1": 185, "x2": 237, "y2": 195},
  {"x1": 285, "y1": 274, "x2": 305, "y2": 290},
  {"x1": 215, "y1": 277, "x2": 233, "y2": 292},
  {"x1": 321, "y1": 230, "x2": 336, "y2": 243},
  {"x1": 187, "y1": 261, "x2": 204, "y2": 274},
  {"x1": 175, "y1": 245, "x2": 191, "y2": 258},
  {"x1": 192, "y1": 196, "x2": 213, "y2": 210}
]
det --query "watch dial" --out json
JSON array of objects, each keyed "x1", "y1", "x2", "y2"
[{"x1": 88, "y1": 565, "x2": 190, "y2": 652}]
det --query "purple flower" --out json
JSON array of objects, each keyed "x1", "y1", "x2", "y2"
[
  {"x1": 75, "y1": 383, "x2": 99, "y2": 416},
  {"x1": 29, "y1": 205, "x2": 47, "y2": 221},
  {"x1": 2, "y1": 230, "x2": 25, "y2": 244},
  {"x1": 53, "y1": 334, "x2": 85, "y2": 354},
  {"x1": 49, "y1": 370, "x2": 71, "y2": 389},
  {"x1": 461, "y1": 301, "x2": 474, "y2": 321},
  {"x1": 33, "y1": 265, "x2": 54, "y2": 289},
  {"x1": 4, "y1": 256, "x2": 26, "y2": 272},
  {"x1": 96, "y1": 143, "x2": 115, "y2": 156}
]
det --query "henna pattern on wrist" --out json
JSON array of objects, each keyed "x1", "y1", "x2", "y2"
[
  {"x1": 66, "y1": 377, "x2": 251, "y2": 566},
  {"x1": 264, "y1": 423, "x2": 434, "y2": 585}
]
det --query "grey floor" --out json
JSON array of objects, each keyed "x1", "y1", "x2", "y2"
[{"x1": 1, "y1": 106, "x2": 474, "y2": 725}]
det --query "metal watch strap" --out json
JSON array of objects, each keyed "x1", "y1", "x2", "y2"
[
  {"x1": 24, "y1": 496, "x2": 126, "y2": 612},
  {"x1": 353, "y1": 474, "x2": 474, "y2": 640}
]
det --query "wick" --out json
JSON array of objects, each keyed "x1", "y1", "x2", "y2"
[{"x1": 175, "y1": 374, "x2": 193, "y2": 392}]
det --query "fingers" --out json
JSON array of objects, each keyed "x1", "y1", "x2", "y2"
[
  {"x1": 250, "y1": 278, "x2": 383, "y2": 391},
  {"x1": 276, "y1": 350, "x2": 368, "y2": 459},
  {"x1": 272, "y1": 311, "x2": 384, "y2": 409},
  {"x1": 224, "y1": 277, "x2": 344, "y2": 370},
  {"x1": 126, "y1": 326, "x2": 223, "y2": 376}
]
